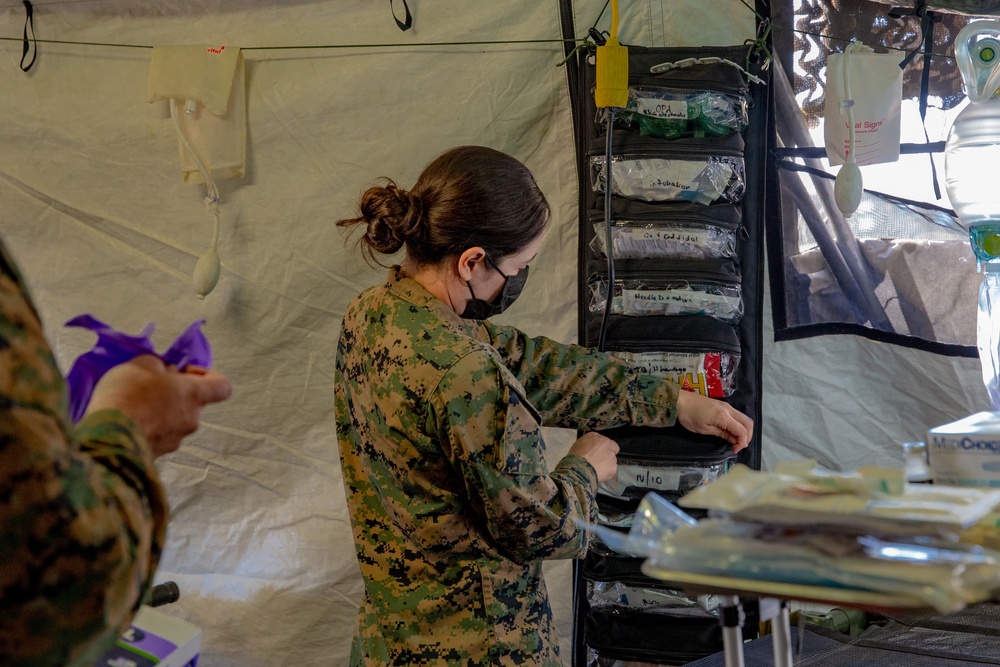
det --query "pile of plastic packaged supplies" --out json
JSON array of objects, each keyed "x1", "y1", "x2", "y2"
[{"x1": 587, "y1": 460, "x2": 1000, "y2": 613}]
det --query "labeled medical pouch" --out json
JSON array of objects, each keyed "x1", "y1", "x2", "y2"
[
  {"x1": 590, "y1": 199, "x2": 741, "y2": 261},
  {"x1": 583, "y1": 315, "x2": 744, "y2": 459},
  {"x1": 600, "y1": 456, "x2": 733, "y2": 505},
  {"x1": 619, "y1": 87, "x2": 747, "y2": 139},
  {"x1": 594, "y1": 48, "x2": 752, "y2": 141},
  {"x1": 588, "y1": 133, "x2": 746, "y2": 205},
  {"x1": 605, "y1": 334, "x2": 740, "y2": 398},
  {"x1": 588, "y1": 259, "x2": 743, "y2": 323}
]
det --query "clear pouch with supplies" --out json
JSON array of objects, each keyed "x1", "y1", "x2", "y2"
[
  {"x1": 588, "y1": 133, "x2": 745, "y2": 206},
  {"x1": 589, "y1": 201, "x2": 741, "y2": 261},
  {"x1": 588, "y1": 260, "x2": 743, "y2": 324},
  {"x1": 609, "y1": 87, "x2": 749, "y2": 140},
  {"x1": 606, "y1": 345, "x2": 740, "y2": 398},
  {"x1": 587, "y1": 580, "x2": 719, "y2": 618},
  {"x1": 593, "y1": 50, "x2": 752, "y2": 142},
  {"x1": 599, "y1": 457, "x2": 733, "y2": 505}
]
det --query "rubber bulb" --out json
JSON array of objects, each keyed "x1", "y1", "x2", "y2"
[
  {"x1": 834, "y1": 161, "x2": 863, "y2": 217},
  {"x1": 193, "y1": 247, "x2": 221, "y2": 299}
]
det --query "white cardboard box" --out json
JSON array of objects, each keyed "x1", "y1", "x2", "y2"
[{"x1": 927, "y1": 411, "x2": 1000, "y2": 487}]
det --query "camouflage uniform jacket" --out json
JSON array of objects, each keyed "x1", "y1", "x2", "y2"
[
  {"x1": 0, "y1": 239, "x2": 168, "y2": 667},
  {"x1": 334, "y1": 267, "x2": 679, "y2": 666}
]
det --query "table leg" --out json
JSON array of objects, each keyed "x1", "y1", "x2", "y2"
[
  {"x1": 770, "y1": 601, "x2": 793, "y2": 667},
  {"x1": 720, "y1": 594, "x2": 745, "y2": 667}
]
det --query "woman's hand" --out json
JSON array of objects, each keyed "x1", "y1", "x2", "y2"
[
  {"x1": 676, "y1": 390, "x2": 754, "y2": 453},
  {"x1": 568, "y1": 431, "x2": 620, "y2": 482}
]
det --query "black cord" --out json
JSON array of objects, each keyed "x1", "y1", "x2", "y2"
[{"x1": 597, "y1": 109, "x2": 616, "y2": 352}]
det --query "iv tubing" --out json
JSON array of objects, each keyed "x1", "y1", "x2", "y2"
[
  {"x1": 170, "y1": 101, "x2": 221, "y2": 252},
  {"x1": 598, "y1": 109, "x2": 616, "y2": 352}
]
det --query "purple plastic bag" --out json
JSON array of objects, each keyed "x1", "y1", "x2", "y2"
[{"x1": 65, "y1": 314, "x2": 213, "y2": 424}]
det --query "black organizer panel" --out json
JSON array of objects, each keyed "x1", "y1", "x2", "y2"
[{"x1": 570, "y1": 40, "x2": 770, "y2": 667}]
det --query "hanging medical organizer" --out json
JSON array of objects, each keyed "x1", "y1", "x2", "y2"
[{"x1": 567, "y1": 42, "x2": 770, "y2": 667}]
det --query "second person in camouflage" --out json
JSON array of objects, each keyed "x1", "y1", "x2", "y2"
[{"x1": 334, "y1": 145, "x2": 754, "y2": 666}]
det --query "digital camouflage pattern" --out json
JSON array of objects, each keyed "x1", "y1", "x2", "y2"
[
  {"x1": 334, "y1": 267, "x2": 679, "y2": 666},
  {"x1": 0, "y1": 238, "x2": 168, "y2": 667}
]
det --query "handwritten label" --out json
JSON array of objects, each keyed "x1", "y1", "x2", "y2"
[
  {"x1": 622, "y1": 288, "x2": 741, "y2": 320},
  {"x1": 636, "y1": 97, "x2": 688, "y2": 119}
]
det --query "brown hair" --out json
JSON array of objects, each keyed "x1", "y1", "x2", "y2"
[{"x1": 337, "y1": 146, "x2": 549, "y2": 266}]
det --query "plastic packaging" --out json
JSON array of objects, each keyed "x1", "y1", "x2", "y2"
[
  {"x1": 591, "y1": 220, "x2": 738, "y2": 260},
  {"x1": 676, "y1": 462, "x2": 1000, "y2": 536},
  {"x1": 587, "y1": 580, "x2": 719, "y2": 617},
  {"x1": 607, "y1": 348, "x2": 739, "y2": 398},
  {"x1": 979, "y1": 261, "x2": 1000, "y2": 409},
  {"x1": 609, "y1": 86, "x2": 748, "y2": 139},
  {"x1": 589, "y1": 277, "x2": 743, "y2": 323},
  {"x1": 589, "y1": 154, "x2": 745, "y2": 205},
  {"x1": 599, "y1": 459, "x2": 732, "y2": 502},
  {"x1": 584, "y1": 491, "x2": 1000, "y2": 612}
]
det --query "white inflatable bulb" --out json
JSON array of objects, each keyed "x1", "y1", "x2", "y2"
[
  {"x1": 834, "y1": 161, "x2": 863, "y2": 217},
  {"x1": 193, "y1": 247, "x2": 221, "y2": 299}
]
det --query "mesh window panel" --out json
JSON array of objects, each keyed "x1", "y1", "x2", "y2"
[
  {"x1": 766, "y1": 0, "x2": 989, "y2": 356},
  {"x1": 773, "y1": 161, "x2": 978, "y2": 354}
]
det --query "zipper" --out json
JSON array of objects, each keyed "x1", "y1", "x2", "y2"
[
  {"x1": 588, "y1": 208, "x2": 741, "y2": 232},
  {"x1": 588, "y1": 130, "x2": 745, "y2": 158},
  {"x1": 627, "y1": 69, "x2": 750, "y2": 96},
  {"x1": 604, "y1": 337, "x2": 741, "y2": 355},
  {"x1": 590, "y1": 258, "x2": 741, "y2": 284}
]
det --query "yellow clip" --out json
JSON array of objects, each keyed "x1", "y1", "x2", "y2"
[{"x1": 595, "y1": 0, "x2": 628, "y2": 108}]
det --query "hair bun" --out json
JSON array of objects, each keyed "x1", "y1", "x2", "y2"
[
  {"x1": 353, "y1": 180, "x2": 423, "y2": 255},
  {"x1": 384, "y1": 183, "x2": 425, "y2": 244}
]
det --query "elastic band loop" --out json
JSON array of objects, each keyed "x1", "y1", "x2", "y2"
[
  {"x1": 21, "y1": 1, "x2": 36, "y2": 72},
  {"x1": 390, "y1": 0, "x2": 412, "y2": 31}
]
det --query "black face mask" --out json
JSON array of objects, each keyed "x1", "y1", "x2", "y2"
[{"x1": 460, "y1": 257, "x2": 529, "y2": 320}]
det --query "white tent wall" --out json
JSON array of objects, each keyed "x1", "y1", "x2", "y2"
[{"x1": 0, "y1": 1, "x2": 989, "y2": 666}]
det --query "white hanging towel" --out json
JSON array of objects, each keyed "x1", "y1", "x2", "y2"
[{"x1": 146, "y1": 44, "x2": 245, "y2": 184}]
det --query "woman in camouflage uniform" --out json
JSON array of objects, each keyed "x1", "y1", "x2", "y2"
[{"x1": 334, "y1": 146, "x2": 753, "y2": 666}]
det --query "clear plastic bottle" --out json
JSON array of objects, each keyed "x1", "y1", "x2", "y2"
[
  {"x1": 978, "y1": 260, "x2": 1000, "y2": 410},
  {"x1": 945, "y1": 96, "x2": 1000, "y2": 234},
  {"x1": 947, "y1": 22, "x2": 1000, "y2": 406},
  {"x1": 945, "y1": 22, "x2": 1000, "y2": 270}
]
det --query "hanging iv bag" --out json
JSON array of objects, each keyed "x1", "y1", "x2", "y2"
[{"x1": 945, "y1": 21, "x2": 1000, "y2": 408}]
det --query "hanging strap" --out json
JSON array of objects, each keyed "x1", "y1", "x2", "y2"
[
  {"x1": 390, "y1": 0, "x2": 412, "y2": 31},
  {"x1": 21, "y1": 1, "x2": 36, "y2": 72},
  {"x1": 916, "y1": 7, "x2": 942, "y2": 199},
  {"x1": 891, "y1": 1, "x2": 942, "y2": 199}
]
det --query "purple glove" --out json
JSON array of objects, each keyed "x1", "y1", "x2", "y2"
[{"x1": 65, "y1": 314, "x2": 213, "y2": 424}]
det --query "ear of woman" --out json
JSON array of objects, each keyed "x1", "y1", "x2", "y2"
[{"x1": 456, "y1": 247, "x2": 487, "y2": 282}]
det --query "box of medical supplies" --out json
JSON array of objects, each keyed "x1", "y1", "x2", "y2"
[
  {"x1": 93, "y1": 604, "x2": 200, "y2": 667},
  {"x1": 928, "y1": 411, "x2": 1000, "y2": 487}
]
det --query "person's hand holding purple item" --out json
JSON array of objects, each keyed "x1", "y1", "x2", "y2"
[{"x1": 65, "y1": 315, "x2": 230, "y2": 456}]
